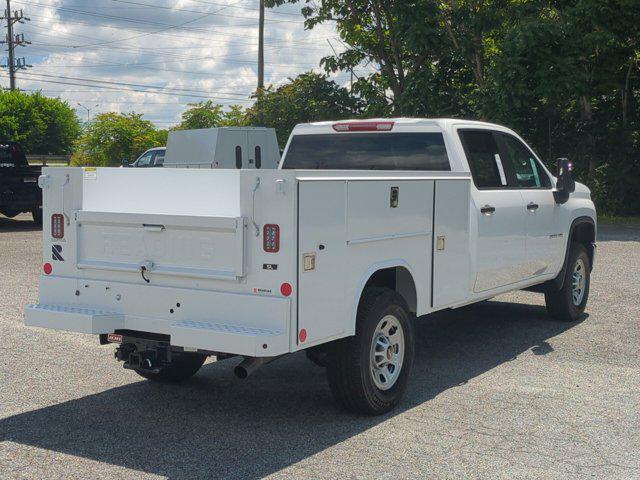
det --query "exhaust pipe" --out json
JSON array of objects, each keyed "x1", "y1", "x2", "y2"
[{"x1": 234, "y1": 355, "x2": 281, "y2": 379}]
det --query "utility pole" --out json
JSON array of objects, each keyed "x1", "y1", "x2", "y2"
[
  {"x1": 1, "y1": 0, "x2": 30, "y2": 90},
  {"x1": 258, "y1": 0, "x2": 264, "y2": 92},
  {"x1": 77, "y1": 103, "x2": 98, "y2": 124},
  {"x1": 256, "y1": 0, "x2": 265, "y2": 125}
]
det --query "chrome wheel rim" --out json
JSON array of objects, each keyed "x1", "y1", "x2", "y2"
[
  {"x1": 370, "y1": 314, "x2": 404, "y2": 391},
  {"x1": 571, "y1": 258, "x2": 586, "y2": 306}
]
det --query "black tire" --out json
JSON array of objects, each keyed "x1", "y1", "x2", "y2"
[
  {"x1": 326, "y1": 287, "x2": 415, "y2": 415},
  {"x1": 305, "y1": 346, "x2": 327, "y2": 367},
  {"x1": 31, "y1": 206, "x2": 43, "y2": 226},
  {"x1": 134, "y1": 352, "x2": 207, "y2": 383},
  {"x1": 545, "y1": 243, "x2": 591, "y2": 321}
]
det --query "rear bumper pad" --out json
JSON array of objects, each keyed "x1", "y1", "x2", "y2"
[
  {"x1": 25, "y1": 304, "x2": 124, "y2": 334},
  {"x1": 170, "y1": 320, "x2": 288, "y2": 357}
]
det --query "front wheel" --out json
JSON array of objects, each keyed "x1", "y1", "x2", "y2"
[
  {"x1": 545, "y1": 243, "x2": 591, "y2": 321},
  {"x1": 134, "y1": 352, "x2": 207, "y2": 383},
  {"x1": 326, "y1": 288, "x2": 415, "y2": 415}
]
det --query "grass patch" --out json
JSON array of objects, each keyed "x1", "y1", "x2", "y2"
[{"x1": 598, "y1": 215, "x2": 640, "y2": 226}]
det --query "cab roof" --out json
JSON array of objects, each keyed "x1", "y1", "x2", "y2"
[{"x1": 292, "y1": 118, "x2": 509, "y2": 134}]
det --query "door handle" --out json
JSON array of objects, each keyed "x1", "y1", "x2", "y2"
[
  {"x1": 527, "y1": 202, "x2": 539, "y2": 211},
  {"x1": 480, "y1": 205, "x2": 496, "y2": 215}
]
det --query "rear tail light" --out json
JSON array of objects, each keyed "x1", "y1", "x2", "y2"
[
  {"x1": 43, "y1": 263, "x2": 52, "y2": 275},
  {"x1": 263, "y1": 224, "x2": 280, "y2": 252},
  {"x1": 332, "y1": 121, "x2": 395, "y2": 132},
  {"x1": 51, "y1": 214, "x2": 64, "y2": 239}
]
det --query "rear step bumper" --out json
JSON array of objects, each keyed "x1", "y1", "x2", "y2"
[
  {"x1": 25, "y1": 304, "x2": 124, "y2": 334},
  {"x1": 25, "y1": 277, "x2": 292, "y2": 357},
  {"x1": 170, "y1": 320, "x2": 287, "y2": 357}
]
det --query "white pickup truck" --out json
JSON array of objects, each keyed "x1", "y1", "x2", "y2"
[{"x1": 25, "y1": 118, "x2": 596, "y2": 415}]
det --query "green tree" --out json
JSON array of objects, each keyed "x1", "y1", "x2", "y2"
[
  {"x1": 0, "y1": 90, "x2": 81, "y2": 154},
  {"x1": 247, "y1": 72, "x2": 362, "y2": 145},
  {"x1": 268, "y1": 0, "x2": 640, "y2": 215},
  {"x1": 71, "y1": 112, "x2": 164, "y2": 166},
  {"x1": 176, "y1": 101, "x2": 248, "y2": 130}
]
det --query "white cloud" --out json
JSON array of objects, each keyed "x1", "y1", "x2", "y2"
[{"x1": 5, "y1": 0, "x2": 350, "y2": 127}]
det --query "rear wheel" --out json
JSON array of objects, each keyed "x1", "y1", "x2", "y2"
[
  {"x1": 134, "y1": 352, "x2": 207, "y2": 383},
  {"x1": 326, "y1": 288, "x2": 415, "y2": 415},
  {"x1": 545, "y1": 243, "x2": 591, "y2": 321}
]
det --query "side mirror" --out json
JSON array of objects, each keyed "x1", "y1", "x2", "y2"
[
  {"x1": 553, "y1": 157, "x2": 575, "y2": 204},
  {"x1": 121, "y1": 158, "x2": 130, "y2": 168}
]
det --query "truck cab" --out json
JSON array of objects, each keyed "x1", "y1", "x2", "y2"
[
  {"x1": 25, "y1": 118, "x2": 595, "y2": 415},
  {"x1": 0, "y1": 140, "x2": 42, "y2": 224}
]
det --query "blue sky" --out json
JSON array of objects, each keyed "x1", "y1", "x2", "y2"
[{"x1": 3, "y1": 0, "x2": 351, "y2": 127}]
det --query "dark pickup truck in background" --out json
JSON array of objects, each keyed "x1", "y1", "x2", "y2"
[{"x1": 0, "y1": 141, "x2": 42, "y2": 225}]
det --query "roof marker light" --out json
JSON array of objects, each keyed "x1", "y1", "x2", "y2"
[{"x1": 332, "y1": 121, "x2": 395, "y2": 132}]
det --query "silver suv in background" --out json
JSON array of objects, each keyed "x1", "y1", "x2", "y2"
[{"x1": 122, "y1": 147, "x2": 165, "y2": 168}]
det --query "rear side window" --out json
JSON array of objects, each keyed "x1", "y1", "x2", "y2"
[
  {"x1": 458, "y1": 130, "x2": 506, "y2": 188},
  {"x1": 282, "y1": 132, "x2": 450, "y2": 171}
]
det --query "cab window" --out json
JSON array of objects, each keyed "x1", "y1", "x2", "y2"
[
  {"x1": 496, "y1": 133, "x2": 550, "y2": 188},
  {"x1": 458, "y1": 130, "x2": 507, "y2": 188},
  {"x1": 283, "y1": 132, "x2": 450, "y2": 171},
  {"x1": 153, "y1": 150, "x2": 165, "y2": 166},
  {"x1": 136, "y1": 151, "x2": 153, "y2": 167}
]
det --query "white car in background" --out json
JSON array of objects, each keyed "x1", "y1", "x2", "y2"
[{"x1": 123, "y1": 147, "x2": 166, "y2": 168}]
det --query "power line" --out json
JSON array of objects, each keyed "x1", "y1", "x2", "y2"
[
  {"x1": 20, "y1": 17, "x2": 334, "y2": 53},
  {"x1": 1, "y1": 72, "x2": 254, "y2": 100},
  {"x1": 19, "y1": 11, "x2": 337, "y2": 51},
  {"x1": 17, "y1": 71, "x2": 254, "y2": 96},
  {"x1": 64, "y1": 0, "x2": 244, "y2": 49},
  {"x1": 109, "y1": 0, "x2": 302, "y2": 24},
  {"x1": 14, "y1": 1, "x2": 294, "y2": 30}
]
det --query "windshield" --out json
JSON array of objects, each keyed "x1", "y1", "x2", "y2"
[{"x1": 282, "y1": 132, "x2": 450, "y2": 171}]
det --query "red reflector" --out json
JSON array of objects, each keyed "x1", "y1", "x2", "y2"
[
  {"x1": 332, "y1": 121, "x2": 395, "y2": 132},
  {"x1": 107, "y1": 333, "x2": 123, "y2": 344},
  {"x1": 43, "y1": 263, "x2": 52, "y2": 275},
  {"x1": 263, "y1": 224, "x2": 280, "y2": 253},
  {"x1": 280, "y1": 282, "x2": 292, "y2": 297},
  {"x1": 51, "y1": 213, "x2": 64, "y2": 239},
  {"x1": 299, "y1": 329, "x2": 307, "y2": 343}
]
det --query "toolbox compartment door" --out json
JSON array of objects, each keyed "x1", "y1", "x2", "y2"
[{"x1": 76, "y1": 211, "x2": 245, "y2": 280}]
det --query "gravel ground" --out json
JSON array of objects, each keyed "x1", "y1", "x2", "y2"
[{"x1": 1, "y1": 213, "x2": 639, "y2": 480}]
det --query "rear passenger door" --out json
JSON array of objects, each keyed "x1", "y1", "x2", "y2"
[
  {"x1": 458, "y1": 129, "x2": 528, "y2": 292},
  {"x1": 495, "y1": 133, "x2": 563, "y2": 277}
]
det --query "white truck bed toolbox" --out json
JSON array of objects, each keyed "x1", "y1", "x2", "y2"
[{"x1": 24, "y1": 304, "x2": 124, "y2": 334}]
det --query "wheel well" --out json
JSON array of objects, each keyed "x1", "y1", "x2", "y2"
[
  {"x1": 362, "y1": 266, "x2": 417, "y2": 313},
  {"x1": 572, "y1": 220, "x2": 596, "y2": 268}
]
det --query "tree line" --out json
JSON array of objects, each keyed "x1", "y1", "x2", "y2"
[{"x1": 0, "y1": 0, "x2": 638, "y2": 214}]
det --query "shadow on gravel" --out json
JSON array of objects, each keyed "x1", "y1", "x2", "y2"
[
  {"x1": 1, "y1": 300, "x2": 582, "y2": 479},
  {"x1": 0, "y1": 215, "x2": 40, "y2": 232}
]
